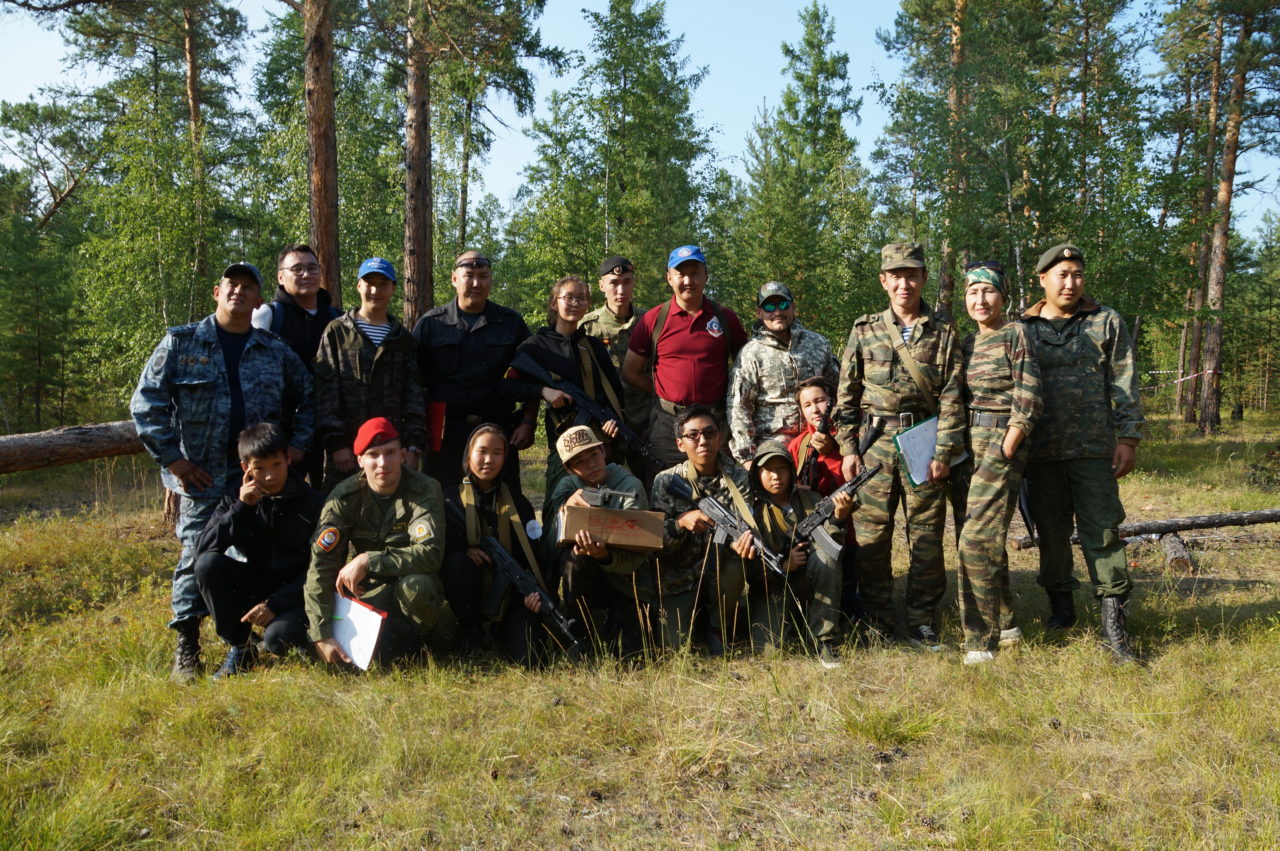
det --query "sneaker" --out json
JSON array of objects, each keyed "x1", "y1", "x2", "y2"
[
  {"x1": 907, "y1": 624, "x2": 942, "y2": 651},
  {"x1": 170, "y1": 622, "x2": 201, "y2": 684},
  {"x1": 963, "y1": 650, "x2": 995, "y2": 665},
  {"x1": 817, "y1": 642, "x2": 842, "y2": 669},
  {"x1": 212, "y1": 643, "x2": 259, "y2": 681},
  {"x1": 999, "y1": 627, "x2": 1023, "y2": 647}
]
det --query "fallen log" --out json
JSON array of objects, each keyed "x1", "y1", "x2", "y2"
[
  {"x1": 0, "y1": 421, "x2": 144, "y2": 475},
  {"x1": 1159, "y1": 532, "x2": 1195, "y2": 573},
  {"x1": 1009, "y1": 507, "x2": 1280, "y2": 550}
]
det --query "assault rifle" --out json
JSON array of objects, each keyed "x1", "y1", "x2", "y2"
[
  {"x1": 664, "y1": 477, "x2": 788, "y2": 577},
  {"x1": 579, "y1": 485, "x2": 637, "y2": 507},
  {"x1": 443, "y1": 501, "x2": 583, "y2": 653},
  {"x1": 800, "y1": 398, "x2": 834, "y2": 488},
  {"x1": 793, "y1": 462, "x2": 882, "y2": 558},
  {"x1": 511, "y1": 351, "x2": 657, "y2": 466}
]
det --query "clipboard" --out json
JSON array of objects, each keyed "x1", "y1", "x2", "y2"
[
  {"x1": 891, "y1": 416, "x2": 968, "y2": 487},
  {"x1": 331, "y1": 592, "x2": 386, "y2": 670}
]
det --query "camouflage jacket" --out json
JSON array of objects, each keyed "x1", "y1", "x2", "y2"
[
  {"x1": 834, "y1": 307, "x2": 964, "y2": 464},
  {"x1": 314, "y1": 311, "x2": 427, "y2": 453},
  {"x1": 1020, "y1": 297, "x2": 1144, "y2": 462},
  {"x1": 544, "y1": 462, "x2": 655, "y2": 600},
  {"x1": 579, "y1": 303, "x2": 651, "y2": 433},
  {"x1": 650, "y1": 459, "x2": 750, "y2": 597},
  {"x1": 130, "y1": 315, "x2": 314, "y2": 499},
  {"x1": 304, "y1": 467, "x2": 445, "y2": 641},
  {"x1": 727, "y1": 321, "x2": 840, "y2": 464},
  {"x1": 959, "y1": 322, "x2": 1043, "y2": 441}
]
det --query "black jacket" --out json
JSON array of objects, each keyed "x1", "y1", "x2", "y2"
[
  {"x1": 268, "y1": 286, "x2": 341, "y2": 369},
  {"x1": 512, "y1": 326, "x2": 626, "y2": 441},
  {"x1": 193, "y1": 467, "x2": 326, "y2": 613},
  {"x1": 443, "y1": 480, "x2": 538, "y2": 569}
]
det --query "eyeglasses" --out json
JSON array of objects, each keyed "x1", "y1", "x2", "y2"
[
  {"x1": 964, "y1": 260, "x2": 1005, "y2": 273},
  {"x1": 280, "y1": 263, "x2": 321, "y2": 275},
  {"x1": 679, "y1": 426, "x2": 719, "y2": 442},
  {"x1": 761, "y1": 299, "x2": 792, "y2": 313},
  {"x1": 559, "y1": 294, "x2": 588, "y2": 305}
]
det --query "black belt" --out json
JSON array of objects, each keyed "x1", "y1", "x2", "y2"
[
  {"x1": 866, "y1": 412, "x2": 926, "y2": 429},
  {"x1": 968, "y1": 411, "x2": 1011, "y2": 428}
]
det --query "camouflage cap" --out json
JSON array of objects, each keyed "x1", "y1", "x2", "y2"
[
  {"x1": 556, "y1": 425, "x2": 603, "y2": 465},
  {"x1": 756, "y1": 281, "x2": 794, "y2": 306},
  {"x1": 881, "y1": 242, "x2": 926, "y2": 271},
  {"x1": 1035, "y1": 243, "x2": 1084, "y2": 274},
  {"x1": 963, "y1": 266, "x2": 1006, "y2": 296}
]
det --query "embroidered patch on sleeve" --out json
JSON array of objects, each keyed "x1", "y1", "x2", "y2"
[
  {"x1": 411, "y1": 521, "x2": 430, "y2": 543},
  {"x1": 315, "y1": 526, "x2": 341, "y2": 552}
]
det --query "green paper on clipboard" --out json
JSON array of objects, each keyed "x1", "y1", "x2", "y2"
[{"x1": 891, "y1": 416, "x2": 968, "y2": 487}]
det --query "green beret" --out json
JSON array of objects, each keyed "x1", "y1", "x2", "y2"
[
  {"x1": 881, "y1": 242, "x2": 926, "y2": 271},
  {"x1": 1036, "y1": 243, "x2": 1084, "y2": 274},
  {"x1": 964, "y1": 266, "x2": 1006, "y2": 295}
]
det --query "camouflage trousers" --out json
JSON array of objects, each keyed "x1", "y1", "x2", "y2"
[
  {"x1": 852, "y1": 429, "x2": 949, "y2": 633},
  {"x1": 745, "y1": 545, "x2": 842, "y2": 650},
  {"x1": 1024, "y1": 457, "x2": 1132, "y2": 598},
  {"x1": 951, "y1": 425, "x2": 1025, "y2": 651}
]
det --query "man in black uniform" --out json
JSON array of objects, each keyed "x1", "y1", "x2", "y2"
[{"x1": 413, "y1": 250, "x2": 537, "y2": 490}]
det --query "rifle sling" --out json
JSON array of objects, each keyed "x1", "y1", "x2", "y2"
[
  {"x1": 461, "y1": 480, "x2": 547, "y2": 592},
  {"x1": 872, "y1": 308, "x2": 938, "y2": 416},
  {"x1": 684, "y1": 461, "x2": 758, "y2": 536}
]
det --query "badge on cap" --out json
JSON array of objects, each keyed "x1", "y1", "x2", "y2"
[
  {"x1": 678, "y1": 247, "x2": 693, "y2": 258},
  {"x1": 411, "y1": 521, "x2": 430, "y2": 543},
  {"x1": 1063, "y1": 248, "x2": 1073, "y2": 258},
  {"x1": 315, "y1": 526, "x2": 341, "y2": 552},
  {"x1": 706, "y1": 316, "x2": 723, "y2": 338}
]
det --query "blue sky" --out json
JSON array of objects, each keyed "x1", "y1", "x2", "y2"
[{"x1": 1, "y1": 0, "x2": 1274, "y2": 237}]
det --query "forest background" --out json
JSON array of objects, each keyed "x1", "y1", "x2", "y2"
[{"x1": 0, "y1": 0, "x2": 1277, "y2": 440}]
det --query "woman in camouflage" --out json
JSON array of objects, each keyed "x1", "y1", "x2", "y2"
[{"x1": 951, "y1": 264, "x2": 1043, "y2": 664}]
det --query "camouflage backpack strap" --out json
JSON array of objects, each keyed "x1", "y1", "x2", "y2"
[
  {"x1": 871, "y1": 310, "x2": 938, "y2": 416},
  {"x1": 577, "y1": 341, "x2": 625, "y2": 419},
  {"x1": 497, "y1": 483, "x2": 547, "y2": 592}
]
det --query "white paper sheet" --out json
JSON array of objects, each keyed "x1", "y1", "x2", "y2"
[
  {"x1": 331, "y1": 593, "x2": 385, "y2": 670},
  {"x1": 891, "y1": 416, "x2": 968, "y2": 487}
]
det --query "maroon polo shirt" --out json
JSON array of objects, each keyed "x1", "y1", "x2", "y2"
[{"x1": 628, "y1": 296, "x2": 747, "y2": 406}]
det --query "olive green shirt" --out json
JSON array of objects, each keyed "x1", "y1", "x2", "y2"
[
  {"x1": 579, "y1": 303, "x2": 651, "y2": 432},
  {"x1": 304, "y1": 466, "x2": 445, "y2": 641}
]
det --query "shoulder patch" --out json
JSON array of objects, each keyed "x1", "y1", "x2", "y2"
[
  {"x1": 315, "y1": 526, "x2": 341, "y2": 552},
  {"x1": 149, "y1": 350, "x2": 168, "y2": 374},
  {"x1": 410, "y1": 520, "x2": 430, "y2": 543},
  {"x1": 706, "y1": 316, "x2": 724, "y2": 338}
]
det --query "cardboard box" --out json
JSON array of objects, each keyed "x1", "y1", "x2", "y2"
[{"x1": 557, "y1": 504, "x2": 665, "y2": 553}]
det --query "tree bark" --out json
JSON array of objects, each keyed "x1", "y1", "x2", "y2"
[
  {"x1": 935, "y1": 0, "x2": 967, "y2": 319},
  {"x1": 458, "y1": 88, "x2": 473, "y2": 249},
  {"x1": 1198, "y1": 12, "x2": 1253, "y2": 435},
  {"x1": 1010, "y1": 507, "x2": 1280, "y2": 550},
  {"x1": 1159, "y1": 532, "x2": 1195, "y2": 572},
  {"x1": 303, "y1": 0, "x2": 341, "y2": 308},
  {"x1": 402, "y1": 10, "x2": 434, "y2": 328},
  {"x1": 0, "y1": 421, "x2": 143, "y2": 475}
]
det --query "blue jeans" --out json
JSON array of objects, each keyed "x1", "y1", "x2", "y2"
[{"x1": 170, "y1": 495, "x2": 218, "y2": 628}]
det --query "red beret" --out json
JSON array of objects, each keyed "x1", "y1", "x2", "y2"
[{"x1": 353, "y1": 417, "x2": 400, "y2": 456}]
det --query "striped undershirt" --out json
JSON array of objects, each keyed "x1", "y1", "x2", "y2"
[{"x1": 355, "y1": 317, "x2": 391, "y2": 347}]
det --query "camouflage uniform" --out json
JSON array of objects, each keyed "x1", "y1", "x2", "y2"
[
  {"x1": 950, "y1": 322, "x2": 1043, "y2": 651},
  {"x1": 579, "y1": 303, "x2": 651, "y2": 439},
  {"x1": 834, "y1": 306, "x2": 964, "y2": 634},
  {"x1": 1021, "y1": 296, "x2": 1143, "y2": 599},
  {"x1": 727, "y1": 321, "x2": 840, "y2": 464},
  {"x1": 650, "y1": 459, "x2": 751, "y2": 648},
  {"x1": 304, "y1": 467, "x2": 453, "y2": 651}
]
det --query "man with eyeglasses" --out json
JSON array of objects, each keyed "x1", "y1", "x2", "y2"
[
  {"x1": 727, "y1": 281, "x2": 840, "y2": 466},
  {"x1": 412, "y1": 250, "x2": 536, "y2": 491},
  {"x1": 132, "y1": 262, "x2": 314, "y2": 682},
  {"x1": 649, "y1": 404, "x2": 750, "y2": 654},
  {"x1": 833, "y1": 242, "x2": 964, "y2": 648},
  {"x1": 622, "y1": 245, "x2": 748, "y2": 472},
  {"x1": 251, "y1": 243, "x2": 341, "y2": 369},
  {"x1": 579, "y1": 255, "x2": 653, "y2": 479}
]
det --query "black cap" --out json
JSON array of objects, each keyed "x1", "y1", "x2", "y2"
[
  {"x1": 598, "y1": 255, "x2": 634, "y2": 277},
  {"x1": 1036, "y1": 243, "x2": 1084, "y2": 274}
]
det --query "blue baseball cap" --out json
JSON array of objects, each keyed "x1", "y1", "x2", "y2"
[
  {"x1": 221, "y1": 262, "x2": 262, "y2": 287},
  {"x1": 358, "y1": 257, "x2": 397, "y2": 283},
  {"x1": 667, "y1": 245, "x2": 707, "y2": 269}
]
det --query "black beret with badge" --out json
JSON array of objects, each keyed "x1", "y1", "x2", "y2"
[{"x1": 1036, "y1": 243, "x2": 1085, "y2": 274}]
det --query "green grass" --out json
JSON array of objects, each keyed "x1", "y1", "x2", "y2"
[{"x1": 4, "y1": 423, "x2": 1280, "y2": 847}]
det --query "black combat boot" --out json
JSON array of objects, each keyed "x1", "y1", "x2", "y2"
[
  {"x1": 1099, "y1": 595, "x2": 1140, "y2": 663},
  {"x1": 1044, "y1": 590, "x2": 1077, "y2": 630},
  {"x1": 171, "y1": 620, "x2": 201, "y2": 684}
]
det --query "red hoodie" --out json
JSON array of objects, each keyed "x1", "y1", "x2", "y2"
[{"x1": 787, "y1": 423, "x2": 845, "y2": 496}]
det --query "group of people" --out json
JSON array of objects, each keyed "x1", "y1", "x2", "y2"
[{"x1": 131, "y1": 236, "x2": 1144, "y2": 681}]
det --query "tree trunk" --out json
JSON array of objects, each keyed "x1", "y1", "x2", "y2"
[
  {"x1": 1159, "y1": 532, "x2": 1195, "y2": 573},
  {"x1": 403, "y1": 12, "x2": 434, "y2": 328},
  {"x1": 458, "y1": 89, "x2": 473, "y2": 249},
  {"x1": 935, "y1": 0, "x2": 967, "y2": 319},
  {"x1": 1198, "y1": 12, "x2": 1253, "y2": 435},
  {"x1": 303, "y1": 0, "x2": 341, "y2": 308},
  {"x1": 0, "y1": 421, "x2": 143, "y2": 475},
  {"x1": 181, "y1": 5, "x2": 208, "y2": 289},
  {"x1": 1010, "y1": 507, "x2": 1280, "y2": 551}
]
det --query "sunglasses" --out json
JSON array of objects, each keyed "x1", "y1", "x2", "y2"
[
  {"x1": 455, "y1": 258, "x2": 492, "y2": 269},
  {"x1": 761, "y1": 299, "x2": 792, "y2": 312},
  {"x1": 963, "y1": 260, "x2": 1005, "y2": 273},
  {"x1": 679, "y1": 426, "x2": 719, "y2": 442}
]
